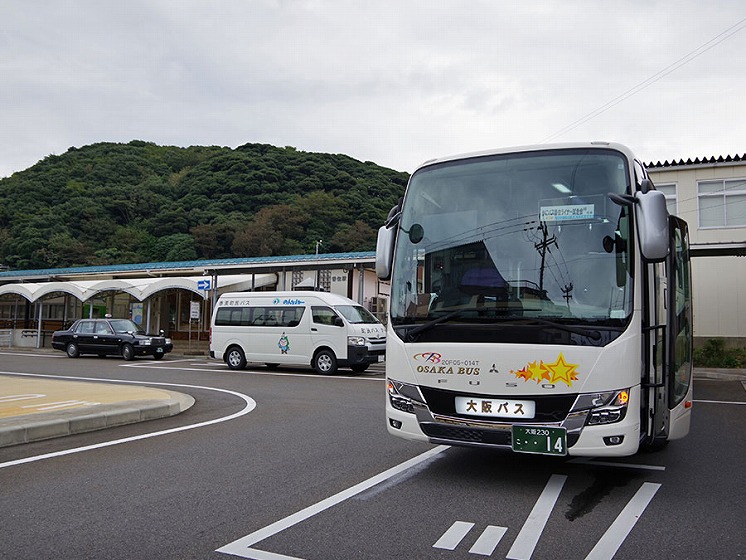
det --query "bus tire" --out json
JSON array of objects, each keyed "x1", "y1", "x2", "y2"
[
  {"x1": 313, "y1": 349, "x2": 337, "y2": 375},
  {"x1": 226, "y1": 346, "x2": 247, "y2": 370}
]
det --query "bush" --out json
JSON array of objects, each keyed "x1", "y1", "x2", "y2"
[{"x1": 693, "y1": 339, "x2": 746, "y2": 368}]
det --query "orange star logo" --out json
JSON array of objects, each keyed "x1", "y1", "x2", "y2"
[
  {"x1": 544, "y1": 353, "x2": 579, "y2": 387},
  {"x1": 526, "y1": 360, "x2": 550, "y2": 384},
  {"x1": 510, "y1": 366, "x2": 532, "y2": 382}
]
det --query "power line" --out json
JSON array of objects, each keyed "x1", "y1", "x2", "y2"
[{"x1": 540, "y1": 16, "x2": 746, "y2": 144}]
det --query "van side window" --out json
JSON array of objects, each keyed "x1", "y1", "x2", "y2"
[
  {"x1": 281, "y1": 307, "x2": 304, "y2": 327},
  {"x1": 215, "y1": 307, "x2": 252, "y2": 326},
  {"x1": 312, "y1": 306, "x2": 342, "y2": 326}
]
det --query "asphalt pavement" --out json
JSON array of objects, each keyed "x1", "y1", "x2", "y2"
[{"x1": 0, "y1": 347, "x2": 743, "y2": 449}]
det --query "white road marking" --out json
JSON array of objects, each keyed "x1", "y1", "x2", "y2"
[
  {"x1": 216, "y1": 445, "x2": 449, "y2": 559},
  {"x1": 694, "y1": 399, "x2": 746, "y2": 405},
  {"x1": 0, "y1": 352, "x2": 60, "y2": 358},
  {"x1": 122, "y1": 361, "x2": 384, "y2": 381},
  {"x1": 584, "y1": 482, "x2": 661, "y2": 560},
  {"x1": 568, "y1": 458, "x2": 666, "y2": 471},
  {"x1": 506, "y1": 474, "x2": 567, "y2": 560},
  {"x1": 470, "y1": 525, "x2": 508, "y2": 556},
  {"x1": 0, "y1": 371, "x2": 256, "y2": 470},
  {"x1": 0, "y1": 393, "x2": 45, "y2": 403},
  {"x1": 433, "y1": 521, "x2": 474, "y2": 550},
  {"x1": 21, "y1": 399, "x2": 99, "y2": 411}
]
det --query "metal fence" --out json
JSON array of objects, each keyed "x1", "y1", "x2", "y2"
[{"x1": 0, "y1": 329, "x2": 11, "y2": 348}]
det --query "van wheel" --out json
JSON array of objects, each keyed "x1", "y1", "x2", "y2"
[
  {"x1": 226, "y1": 347, "x2": 247, "y2": 370},
  {"x1": 313, "y1": 349, "x2": 337, "y2": 375},
  {"x1": 265, "y1": 363, "x2": 280, "y2": 370},
  {"x1": 351, "y1": 364, "x2": 369, "y2": 373}
]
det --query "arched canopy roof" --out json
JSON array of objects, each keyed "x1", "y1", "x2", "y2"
[{"x1": 0, "y1": 274, "x2": 276, "y2": 303}]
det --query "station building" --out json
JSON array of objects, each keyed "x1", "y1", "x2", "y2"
[{"x1": 0, "y1": 252, "x2": 387, "y2": 351}]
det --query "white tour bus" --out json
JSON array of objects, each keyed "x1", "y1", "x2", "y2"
[
  {"x1": 210, "y1": 291, "x2": 386, "y2": 375},
  {"x1": 376, "y1": 142, "x2": 693, "y2": 457}
]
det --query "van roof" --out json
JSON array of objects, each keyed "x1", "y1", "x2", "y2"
[{"x1": 217, "y1": 291, "x2": 362, "y2": 306}]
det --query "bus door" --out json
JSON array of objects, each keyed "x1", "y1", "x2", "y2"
[
  {"x1": 644, "y1": 216, "x2": 692, "y2": 448},
  {"x1": 666, "y1": 217, "x2": 693, "y2": 438}
]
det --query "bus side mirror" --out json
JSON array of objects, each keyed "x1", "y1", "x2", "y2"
[
  {"x1": 376, "y1": 225, "x2": 396, "y2": 280},
  {"x1": 635, "y1": 190, "x2": 669, "y2": 262},
  {"x1": 376, "y1": 203, "x2": 401, "y2": 280}
]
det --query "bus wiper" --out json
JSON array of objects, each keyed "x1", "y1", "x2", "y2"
[
  {"x1": 521, "y1": 318, "x2": 602, "y2": 341},
  {"x1": 403, "y1": 310, "x2": 463, "y2": 342}
]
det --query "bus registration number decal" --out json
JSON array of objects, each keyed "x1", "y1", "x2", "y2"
[
  {"x1": 455, "y1": 397, "x2": 535, "y2": 419},
  {"x1": 512, "y1": 426, "x2": 567, "y2": 456}
]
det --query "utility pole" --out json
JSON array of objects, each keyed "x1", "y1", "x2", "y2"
[{"x1": 534, "y1": 222, "x2": 557, "y2": 295}]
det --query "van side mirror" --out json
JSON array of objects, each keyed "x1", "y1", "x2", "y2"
[
  {"x1": 635, "y1": 190, "x2": 669, "y2": 262},
  {"x1": 334, "y1": 317, "x2": 344, "y2": 327}
]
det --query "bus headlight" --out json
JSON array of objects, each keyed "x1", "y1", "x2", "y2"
[
  {"x1": 348, "y1": 336, "x2": 366, "y2": 346},
  {"x1": 583, "y1": 389, "x2": 630, "y2": 426},
  {"x1": 387, "y1": 379, "x2": 423, "y2": 415}
]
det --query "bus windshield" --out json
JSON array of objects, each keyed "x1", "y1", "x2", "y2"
[{"x1": 390, "y1": 148, "x2": 633, "y2": 344}]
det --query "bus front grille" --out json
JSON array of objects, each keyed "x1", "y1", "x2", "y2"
[{"x1": 420, "y1": 423, "x2": 512, "y2": 446}]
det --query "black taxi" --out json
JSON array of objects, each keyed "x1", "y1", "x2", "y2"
[{"x1": 52, "y1": 318, "x2": 173, "y2": 360}]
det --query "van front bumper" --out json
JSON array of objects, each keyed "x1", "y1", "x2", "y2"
[{"x1": 345, "y1": 344, "x2": 385, "y2": 365}]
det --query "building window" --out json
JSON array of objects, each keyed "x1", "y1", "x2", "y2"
[
  {"x1": 318, "y1": 269, "x2": 331, "y2": 292},
  {"x1": 698, "y1": 178, "x2": 746, "y2": 228},
  {"x1": 656, "y1": 183, "x2": 678, "y2": 215}
]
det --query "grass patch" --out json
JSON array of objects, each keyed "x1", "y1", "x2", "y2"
[{"x1": 693, "y1": 339, "x2": 746, "y2": 369}]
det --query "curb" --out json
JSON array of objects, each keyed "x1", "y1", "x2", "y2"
[{"x1": 0, "y1": 391, "x2": 195, "y2": 448}]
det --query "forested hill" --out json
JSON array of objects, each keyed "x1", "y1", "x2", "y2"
[{"x1": 0, "y1": 141, "x2": 409, "y2": 270}]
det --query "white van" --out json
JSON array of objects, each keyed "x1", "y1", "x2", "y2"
[{"x1": 209, "y1": 291, "x2": 386, "y2": 374}]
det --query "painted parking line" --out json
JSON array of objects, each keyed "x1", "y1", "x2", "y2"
[
  {"x1": 585, "y1": 483, "x2": 661, "y2": 560},
  {"x1": 434, "y1": 522, "x2": 508, "y2": 556},
  {"x1": 433, "y1": 521, "x2": 475, "y2": 550},
  {"x1": 507, "y1": 474, "x2": 567, "y2": 560},
  {"x1": 216, "y1": 446, "x2": 450, "y2": 559}
]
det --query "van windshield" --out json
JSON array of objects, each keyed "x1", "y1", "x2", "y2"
[{"x1": 336, "y1": 305, "x2": 380, "y2": 324}]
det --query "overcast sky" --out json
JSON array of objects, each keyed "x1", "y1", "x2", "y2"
[{"x1": 1, "y1": 1, "x2": 745, "y2": 178}]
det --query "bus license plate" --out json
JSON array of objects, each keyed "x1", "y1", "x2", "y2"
[{"x1": 512, "y1": 426, "x2": 567, "y2": 456}]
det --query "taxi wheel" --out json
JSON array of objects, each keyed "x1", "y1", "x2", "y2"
[
  {"x1": 66, "y1": 342, "x2": 80, "y2": 358},
  {"x1": 121, "y1": 343, "x2": 135, "y2": 361},
  {"x1": 152, "y1": 353, "x2": 164, "y2": 360},
  {"x1": 313, "y1": 349, "x2": 338, "y2": 375}
]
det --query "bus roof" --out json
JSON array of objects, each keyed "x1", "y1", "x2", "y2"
[{"x1": 414, "y1": 141, "x2": 638, "y2": 172}]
